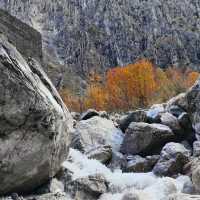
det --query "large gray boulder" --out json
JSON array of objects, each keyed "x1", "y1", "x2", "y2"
[
  {"x1": 153, "y1": 143, "x2": 191, "y2": 176},
  {"x1": 0, "y1": 36, "x2": 73, "y2": 195},
  {"x1": 66, "y1": 174, "x2": 108, "y2": 200},
  {"x1": 74, "y1": 116, "x2": 124, "y2": 152},
  {"x1": 120, "y1": 122, "x2": 175, "y2": 155},
  {"x1": 119, "y1": 110, "x2": 147, "y2": 132}
]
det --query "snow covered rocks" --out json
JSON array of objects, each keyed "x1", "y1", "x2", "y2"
[
  {"x1": 0, "y1": 36, "x2": 73, "y2": 195},
  {"x1": 120, "y1": 122, "x2": 175, "y2": 155}
]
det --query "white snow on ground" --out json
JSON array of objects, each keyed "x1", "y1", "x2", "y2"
[{"x1": 63, "y1": 149, "x2": 189, "y2": 200}]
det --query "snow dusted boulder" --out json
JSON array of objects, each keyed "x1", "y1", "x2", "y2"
[
  {"x1": 66, "y1": 174, "x2": 108, "y2": 200},
  {"x1": 153, "y1": 143, "x2": 191, "y2": 176},
  {"x1": 0, "y1": 36, "x2": 73, "y2": 194},
  {"x1": 119, "y1": 110, "x2": 147, "y2": 132},
  {"x1": 86, "y1": 145, "x2": 112, "y2": 164},
  {"x1": 146, "y1": 104, "x2": 165, "y2": 123},
  {"x1": 80, "y1": 109, "x2": 99, "y2": 120},
  {"x1": 74, "y1": 116, "x2": 124, "y2": 152},
  {"x1": 125, "y1": 155, "x2": 159, "y2": 173},
  {"x1": 120, "y1": 122, "x2": 175, "y2": 155},
  {"x1": 160, "y1": 112, "x2": 182, "y2": 136}
]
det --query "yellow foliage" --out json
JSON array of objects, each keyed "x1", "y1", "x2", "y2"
[{"x1": 60, "y1": 60, "x2": 200, "y2": 112}]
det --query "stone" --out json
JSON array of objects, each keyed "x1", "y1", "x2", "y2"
[
  {"x1": 167, "y1": 105, "x2": 185, "y2": 118},
  {"x1": 0, "y1": 36, "x2": 73, "y2": 195},
  {"x1": 166, "y1": 93, "x2": 188, "y2": 112},
  {"x1": 49, "y1": 179, "x2": 64, "y2": 194},
  {"x1": 125, "y1": 155, "x2": 159, "y2": 173},
  {"x1": 146, "y1": 104, "x2": 165, "y2": 123},
  {"x1": 86, "y1": 145, "x2": 112, "y2": 164},
  {"x1": 119, "y1": 110, "x2": 147, "y2": 132},
  {"x1": 193, "y1": 141, "x2": 200, "y2": 157},
  {"x1": 120, "y1": 122, "x2": 175, "y2": 155},
  {"x1": 183, "y1": 79, "x2": 200, "y2": 140},
  {"x1": 75, "y1": 116, "x2": 124, "y2": 152},
  {"x1": 66, "y1": 174, "x2": 108, "y2": 200},
  {"x1": 153, "y1": 143, "x2": 191, "y2": 176},
  {"x1": 80, "y1": 109, "x2": 99, "y2": 121},
  {"x1": 108, "y1": 151, "x2": 127, "y2": 171},
  {"x1": 160, "y1": 112, "x2": 182, "y2": 136}
]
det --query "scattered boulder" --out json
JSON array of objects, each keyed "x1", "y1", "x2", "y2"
[
  {"x1": 166, "y1": 93, "x2": 188, "y2": 112},
  {"x1": 179, "y1": 79, "x2": 200, "y2": 140},
  {"x1": 192, "y1": 164, "x2": 200, "y2": 192},
  {"x1": 146, "y1": 104, "x2": 165, "y2": 123},
  {"x1": 75, "y1": 116, "x2": 124, "y2": 152},
  {"x1": 80, "y1": 109, "x2": 99, "y2": 120},
  {"x1": 66, "y1": 174, "x2": 108, "y2": 200},
  {"x1": 86, "y1": 145, "x2": 112, "y2": 164},
  {"x1": 108, "y1": 151, "x2": 127, "y2": 171},
  {"x1": 193, "y1": 141, "x2": 200, "y2": 157},
  {"x1": 125, "y1": 155, "x2": 159, "y2": 173},
  {"x1": 167, "y1": 105, "x2": 185, "y2": 118},
  {"x1": 153, "y1": 143, "x2": 191, "y2": 176},
  {"x1": 119, "y1": 110, "x2": 147, "y2": 132},
  {"x1": 120, "y1": 122, "x2": 175, "y2": 155},
  {"x1": 0, "y1": 36, "x2": 73, "y2": 195},
  {"x1": 160, "y1": 112, "x2": 182, "y2": 135}
]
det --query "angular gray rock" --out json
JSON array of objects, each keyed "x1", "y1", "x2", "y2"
[
  {"x1": 153, "y1": 143, "x2": 191, "y2": 176},
  {"x1": 119, "y1": 110, "x2": 147, "y2": 132},
  {"x1": 125, "y1": 155, "x2": 159, "y2": 173},
  {"x1": 120, "y1": 122, "x2": 175, "y2": 155},
  {"x1": 75, "y1": 116, "x2": 124, "y2": 152},
  {"x1": 86, "y1": 145, "x2": 112, "y2": 164},
  {"x1": 146, "y1": 104, "x2": 165, "y2": 123},
  {"x1": 160, "y1": 112, "x2": 182, "y2": 135},
  {"x1": 0, "y1": 36, "x2": 73, "y2": 195},
  {"x1": 80, "y1": 109, "x2": 99, "y2": 121},
  {"x1": 66, "y1": 174, "x2": 108, "y2": 200}
]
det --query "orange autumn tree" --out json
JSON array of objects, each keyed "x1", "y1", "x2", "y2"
[
  {"x1": 84, "y1": 70, "x2": 108, "y2": 111},
  {"x1": 60, "y1": 88, "x2": 83, "y2": 112},
  {"x1": 106, "y1": 59, "x2": 156, "y2": 110},
  {"x1": 186, "y1": 71, "x2": 199, "y2": 87},
  {"x1": 60, "y1": 59, "x2": 200, "y2": 113}
]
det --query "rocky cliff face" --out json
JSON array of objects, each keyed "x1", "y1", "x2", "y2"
[
  {"x1": 1, "y1": 0, "x2": 200, "y2": 88},
  {"x1": 0, "y1": 9, "x2": 42, "y2": 63}
]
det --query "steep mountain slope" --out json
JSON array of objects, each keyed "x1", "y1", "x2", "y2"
[{"x1": 1, "y1": 0, "x2": 200, "y2": 88}]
